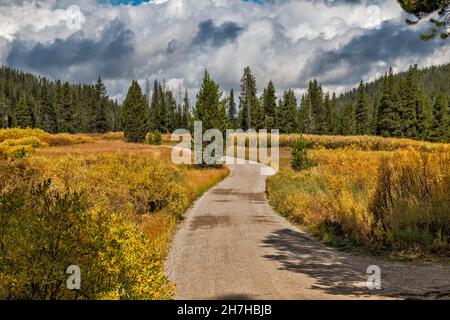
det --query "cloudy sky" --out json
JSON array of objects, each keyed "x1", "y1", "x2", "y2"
[{"x1": 1, "y1": 0, "x2": 449, "y2": 101}]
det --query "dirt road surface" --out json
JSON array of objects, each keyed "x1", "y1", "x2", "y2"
[{"x1": 165, "y1": 159, "x2": 450, "y2": 300}]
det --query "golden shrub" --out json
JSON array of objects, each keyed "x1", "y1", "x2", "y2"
[{"x1": 267, "y1": 146, "x2": 450, "y2": 255}]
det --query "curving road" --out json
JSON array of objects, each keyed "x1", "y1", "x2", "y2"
[{"x1": 165, "y1": 160, "x2": 450, "y2": 300}]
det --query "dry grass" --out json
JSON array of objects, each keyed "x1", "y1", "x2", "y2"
[
  {"x1": 267, "y1": 135, "x2": 450, "y2": 258},
  {"x1": 0, "y1": 129, "x2": 229, "y2": 299},
  {"x1": 33, "y1": 138, "x2": 228, "y2": 255}
]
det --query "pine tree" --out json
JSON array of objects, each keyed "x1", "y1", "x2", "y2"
[
  {"x1": 416, "y1": 93, "x2": 434, "y2": 140},
  {"x1": 239, "y1": 67, "x2": 258, "y2": 130},
  {"x1": 0, "y1": 95, "x2": 9, "y2": 128},
  {"x1": 308, "y1": 80, "x2": 325, "y2": 134},
  {"x1": 355, "y1": 81, "x2": 371, "y2": 135},
  {"x1": 227, "y1": 89, "x2": 237, "y2": 129},
  {"x1": 431, "y1": 93, "x2": 450, "y2": 141},
  {"x1": 377, "y1": 69, "x2": 402, "y2": 137},
  {"x1": 278, "y1": 90, "x2": 298, "y2": 133},
  {"x1": 183, "y1": 89, "x2": 192, "y2": 130},
  {"x1": 93, "y1": 77, "x2": 109, "y2": 133},
  {"x1": 341, "y1": 101, "x2": 356, "y2": 135},
  {"x1": 14, "y1": 95, "x2": 34, "y2": 128},
  {"x1": 262, "y1": 80, "x2": 277, "y2": 130},
  {"x1": 194, "y1": 70, "x2": 227, "y2": 132},
  {"x1": 39, "y1": 86, "x2": 57, "y2": 133},
  {"x1": 399, "y1": 66, "x2": 420, "y2": 138},
  {"x1": 328, "y1": 92, "x2": 340, "y2": 135},
  {"x1": 57, "y1": 82, "x2": 76, "y2": 133},
  {"x1": 298, "y1": 94, "x2": 312, "y2": 134},
  {"x1": 322, "y1": 93, "x2": 331, "y2": 134},
  {"x1": 122, "y1": 80, "x2": 149, "y2": 142}
]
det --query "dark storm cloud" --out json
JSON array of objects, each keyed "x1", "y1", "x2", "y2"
[
  {"x1": 192, "y1": 19, "x2": 244, "y2": 47},
  {"x1": 166, "y1": 39, "x2": 178, "y2": 54},
  {"x1": 300, "y1": 21, "x2": 444, "y2": 86},
  {"x1": 6, "y1": 19, "x2": 134, "y2": 81}
]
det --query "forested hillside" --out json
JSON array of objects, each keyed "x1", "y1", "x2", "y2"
[
  {"x1": 1, "y1": 63, "x2": 449, "y2": 142},
  {"x1": 0, "y1": 67, "x2": 121, "y2": 134},
  {"x1": 294, "y1": 65, "x2": 450, "y2": 142}
]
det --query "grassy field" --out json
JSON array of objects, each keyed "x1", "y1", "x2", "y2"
[
  {"x1": 0, "y1": 129, "x2": 228, "y2": 299},
  {"x1": 267, "y1": 134, "x2": 450, "y2": 260}
]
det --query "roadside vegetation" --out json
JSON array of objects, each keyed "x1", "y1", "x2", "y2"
[
  {"x1": 0, "y1": 128, "x2": 228, "y2": 299},
  {"x1": 267, "y1": 134, "x2": 450, "y2": 259}
]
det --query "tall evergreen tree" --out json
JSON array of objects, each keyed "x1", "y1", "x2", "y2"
[
  {"x1": 93, "y1": 77, "x2": 109, "y2": 133},
  {"x1": 262, "y1": 80, "x2": 277, "y2": 130},
  {"x1": 416, "y1": 93, "x2": 434, "y2": 140},
  {"x1": 341, "y1": 101, "x2": 356, "y2": 135},
  {"x1": 56, "y1": 82, "x2": 76, "y2": 133},
  {"x1": 183, "y1": 89, "x2": 192, "y2": 130},
  {"x1": 298, "y1": 94, "x2": 312, "y2": 134},
  {"x1": 308, "y1": 80, "x2": 325, "y2": 134},
  {"x1": 355, "y1": 81, "x2": 371, "y2": 135},
  {"x1": 431, "y1": 93, "x2": 450, "y2": 141},
  {"x1": 122, "y1": 80, "x2": 149, "y2": 142},
  {"x1": 328, "y1": 92, "x2": 340, "y2": 135},
  {"x1": 14, "y1": 95, "x2": 34, "y2": 128},
  {"x1": 377, "y1": 69, "x2": 402, "y2": 137},
  {"x1": 227, "y1": 89, "x2": 237, "y2": 129},
  {"x1": 194, "y1": 70, "x2": 227, "y2": 132},
  {"x1": 399, "y1": 66, "x2": 420, "y2": 137},
  {"x1": 239, "y1": 67, "x2": 258, "y2": 130},
  {"x1": 278, "y1": 90, "x2": 298, "y2": 133},
  {"x1": 39, "y1": 86, "x2": 57, "y2": 133}
]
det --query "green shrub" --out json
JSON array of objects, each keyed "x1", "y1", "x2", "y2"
[
  {"x1": 146, "y1": 131, "x2": 162, "y2": 145},
  {"x1": 291, "y1": 138, "x2": 313, "y2": 171}
]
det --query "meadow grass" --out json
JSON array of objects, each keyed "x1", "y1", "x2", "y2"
[
  {"x1": 267, "y1": 135, "x2": 450, "y2": 259},
  {"x1": 0, "y1": 129, "x2": 228, "y2": 299}
]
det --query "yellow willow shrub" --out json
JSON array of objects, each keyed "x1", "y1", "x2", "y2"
[
  {"x1": 279, "y1": 134, "x2": 450, "y2": 152},
  {"x1": 0, "y1": 159, "x2": 173, "y2": 300},
  {"x1": 0, "y1": 128, "x2": 49, "y2": 142},
  {"x1": 268, "y1": 147, "x2": 450, "y2": 253},
  {"x1": 100, "y1": 131, "x2": 125, "y2": 140},
  {"x1": 0, "y1": 136, "x2": 48, "y2": 158},
  {"x1": 32, "y1": 153, "x2": 193, "y2": 218},
  {"x1": 371, "y1": 150, "x2": 450, "y2": 251}
]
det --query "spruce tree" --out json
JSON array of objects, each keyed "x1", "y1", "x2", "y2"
[
  {"x1": 355, "y1": 81, "x2": 371, "y2": 135},
  {"x1": 432, "y1": 93, "x2": 450, "y2": 141},
  {"x1": 183, "y1": 89, "x2": 192, "y2": 130},
  {"x1": 298, "y1": 94, "x2": 312, "y2": 134},
  {"x1": 93, "y1": 77, "x2": 109, "y2": 133},
  {"x1": 122, "y1": 80, "x2": 149, "y2": 142},
  {"x1": 399, "y1": 66, "x2": 420, "y2": 138},
  {"x1": 377, "y1": 69, "x2": 402, "y2": 137},
  {"x1": 239, "y1": 67, "x2": 258, "y2": 130},
  {"x1": 57, "y1": 82, "x2": 76, "y2": 133},
  {"x1": 341, "y1": 102, "x2": 356, "y2": 135},
  {"x1": 39, "y1": 86, "x2": 57, "y2": 133},
  {"x1": 278, "y1": 90, "x2": 298, "y2": 133},
  {"x1": 322, "y1": 93, "x2": 331, "y2": 134},
  {"x1": 227, "y1": 89, "x2": 237, "y2": 129},
  {"x1": 416, "y1": 93, "x2": 434, "y2": 140},
  {"x1": 328, "y1": 93, "x2": 340, "y2": 135},
  {"x1": 308, "y1": 80, "x2": 325, "y2": 134},
  {"x1": 14, "y1": 95, "x2": 34, "y2": 128},
  {"x1": 262, "y1": 80, "x2": 277, "y2": 130},
  {"x1": 194, "y1": 70, "x2": 227, "y2": 132}
]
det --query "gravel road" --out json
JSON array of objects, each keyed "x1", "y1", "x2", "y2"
[{"x1": 165, "y1": 159, "x2": 450, "y2": 300}]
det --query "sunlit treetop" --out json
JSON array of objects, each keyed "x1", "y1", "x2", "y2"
[{"x1": 398, "y1": 0, "x2": 450, "y2": 39}]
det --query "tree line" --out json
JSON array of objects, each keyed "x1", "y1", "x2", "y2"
[
  {"x1": 0, "y1": 66, "x2": 120, "y2": 134},
  {"x1": 1, "y1": 64, "x2": 449, "y2": 143},
  {"x1": 175, "y1": 65, "x2": 449, "y2": 142}
]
